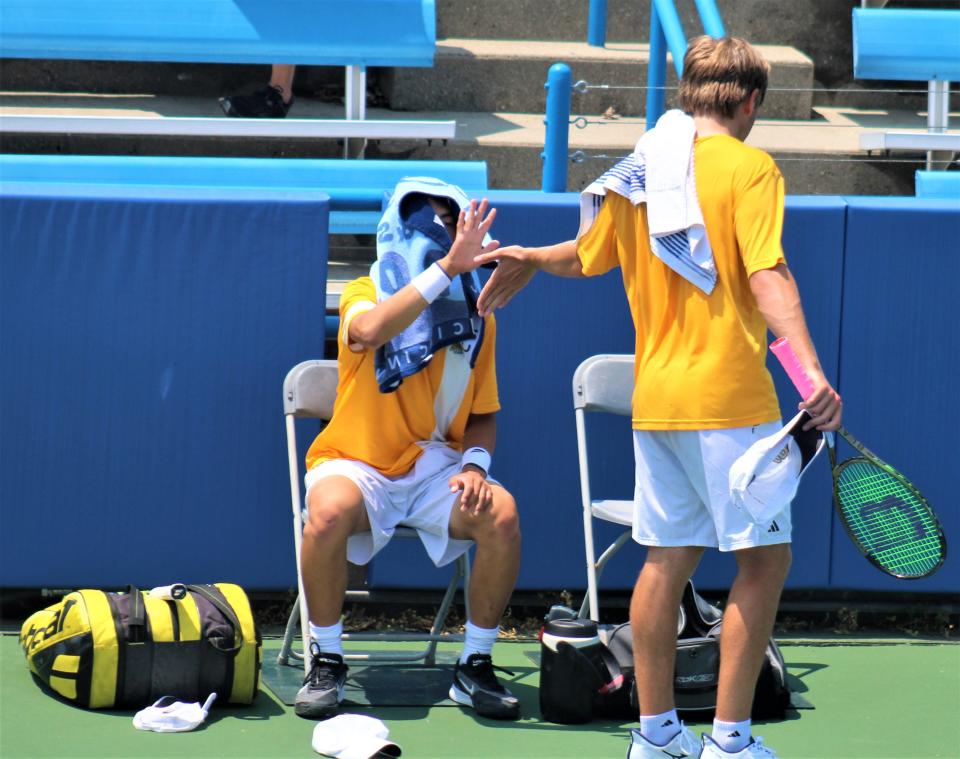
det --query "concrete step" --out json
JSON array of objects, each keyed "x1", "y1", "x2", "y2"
[
  {"x1": 383, "y1": 39, "x2": 814, "y2": 120},
  {"x1": 2, "y1": 93, "x2": 945, "y2": 198},
  {"x1": 436, "y1": 0, "x2": 860, "y2": 94}
]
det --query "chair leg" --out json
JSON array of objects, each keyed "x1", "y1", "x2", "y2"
[
  {"x1": 424, "y1": 552, "x2": 469, "y2": 665},
  {"x1": 278, "y1": 593, "x2": 304, "y2": 665},
  {"x1": 578, "y1": 529, "x2": 633, "y2": 619}
]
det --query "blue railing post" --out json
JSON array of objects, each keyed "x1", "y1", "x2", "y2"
[
  {"x1": 693, "y1": 0, "x2": 726, "y2": 38},
  {"x1": 653, "y1": 0, "x2": 688, "y2": 78},
  {"x1": 646, "y1": 4, "x2": 667, "y2": 130},
  {"x1": 588, "y1": 0, "x2": 608, "y2": 47},
  {"x1": 542, "y1": 62, "x2": 572, "y2": 193}
]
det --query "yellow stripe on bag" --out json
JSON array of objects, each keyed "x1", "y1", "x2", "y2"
[
  {"x1": 216, "y1": 583, "x2": 256, "y2": 703},
  {"x1": 142, "y1": 595, "x2": 174, "y2": 642},
  {"x1": 50, "y1": 654, "x2": 81, "y2": 700},
  {"x1": 175, "y1": 594, "x2": 202, "y2": 642},
  {"x1": 79, "y1": 590, "x2": 118, "y2": 708}
]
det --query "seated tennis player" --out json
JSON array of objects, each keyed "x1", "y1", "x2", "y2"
[{"x1": 294, "y1": 179, "x2": 521, "y2": 721}]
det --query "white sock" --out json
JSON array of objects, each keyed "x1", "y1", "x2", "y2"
[
  {"x1": 309, "y1": 620, "x2": 343, "y2": 657},
  {"x1": 712, "y1": 718, "x2": 751, "y2": 753},
  {"x1": 639, "y1": 709, "x2": 681, "y2": 746},
  {"x1": 459, "y1": 621, "x2": 499, "y2": 664}
]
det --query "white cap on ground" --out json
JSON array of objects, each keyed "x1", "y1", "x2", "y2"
[
  {"x1": 312, "y1": 714, "x2": 402, "y2": 759},
  {"x1": 729, "y1": 409, "x2": 825, "y2": 526}
]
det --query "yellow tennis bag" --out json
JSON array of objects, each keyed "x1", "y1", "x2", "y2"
[{"x1": 20, "y1": 583, "x2": 261, "y2": 708}]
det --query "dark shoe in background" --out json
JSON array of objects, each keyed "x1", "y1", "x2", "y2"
[{"x1": 219, "y1": 85, "x2": 293, "y2": 118}]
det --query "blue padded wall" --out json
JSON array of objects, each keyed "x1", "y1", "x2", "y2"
[
  {"x1": 367, "y1": 193, "x2": 850, "y2": 592},
  {"x1": 0, "y1": 184, "x2": 329, "y2": 588},
  {"x1": 832, "y1": 198, "x2": 959, "y2": 592}
]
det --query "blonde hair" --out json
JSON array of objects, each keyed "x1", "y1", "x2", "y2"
[{"x1": 678, "y1": 36, "x2": 770, "y2": 119}]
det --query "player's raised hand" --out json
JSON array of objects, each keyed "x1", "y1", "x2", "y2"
[{"x1": 440, "y1": 199, "x2": 499, "y2": 277}]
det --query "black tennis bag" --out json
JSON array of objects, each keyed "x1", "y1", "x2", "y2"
[
  {"x1": 539, "y1": 581, "x2": 790, "y2": 723},
  {"x1": 20, "y1": 583, "x2": 261, "y2": 709}
]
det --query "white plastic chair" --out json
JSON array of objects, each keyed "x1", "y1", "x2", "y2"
[
  {"x1": 277, "y1": 359, "x2": 471, "y2": 671},
  {"x1": 573, "y1": 354, "x2": 636, "y2": 622}
]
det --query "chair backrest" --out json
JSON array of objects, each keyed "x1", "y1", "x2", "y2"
[
  {"x1": 572, "y1": 354, "x2": 634, "y2": 416},
  {"x1": 0, "y1": 0, "x2": 437, "y2": 68},
  {"x1": 284, "y1": 360, "x2": 339, "y2": 421}
]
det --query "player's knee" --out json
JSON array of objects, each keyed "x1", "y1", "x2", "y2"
[
  {"x1": 305, "y1": 491, "x2": 361, "y2": 543},
  {"x1": 478, "y1": 490, "x2": 521, "y2": 547}
]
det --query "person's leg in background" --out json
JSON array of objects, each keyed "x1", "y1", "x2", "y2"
[{"x1": 220, "y1": 64, "x2": 296, "y2": 118}]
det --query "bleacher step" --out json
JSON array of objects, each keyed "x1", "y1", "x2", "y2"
[{"x1": 384, "y1": 39, "x2": 814, "y2": 120}]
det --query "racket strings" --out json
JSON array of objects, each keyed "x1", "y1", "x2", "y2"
[{"x1": 836, "y1": 461, "x2": 942, "y2": 577}]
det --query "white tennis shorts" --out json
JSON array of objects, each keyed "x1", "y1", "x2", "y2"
[
  {"x1": 303, "y1": 443, "x2": 474, "y2": 567},
  {"x1": 632, "y1": 422, "x2": 793, "y2": 551}
]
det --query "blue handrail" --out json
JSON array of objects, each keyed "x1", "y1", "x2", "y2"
[
  {"x1": 544, "y1": 1, "x2": 726, "y2": 190},
  {"x1": 647, "y1": 0, "x2": 726, "y2": 127},
  {"x1": 587, "y1": 0, "x2": 607, "y2": 47},
  {"x1": 542, "y1": 63, "x2": 572, "y2": 192}
]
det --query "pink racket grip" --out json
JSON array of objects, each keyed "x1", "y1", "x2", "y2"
[{"x1": 770, "y1": 337, "x2": 816, "y2": 401}]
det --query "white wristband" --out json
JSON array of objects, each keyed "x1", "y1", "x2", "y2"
[
  {"x1": 411, "y1": 262, "x2": 452, "y2": 304},
  {"x1": 461, "y1": 447, "x2": 492, "y2": 476}
]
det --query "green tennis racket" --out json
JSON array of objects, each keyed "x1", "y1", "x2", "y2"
[{"x1": 771, "y1": 337, "x2": 946, "y2": 579}]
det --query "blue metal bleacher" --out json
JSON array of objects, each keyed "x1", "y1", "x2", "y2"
[
  {"x1": 853, "y1": 8, "x2": 960, "y2": 83},
  {"x1": 0, "y1": 0, "x2": 448, "y2": 144},
  {"x1": 915, "y1": 170, "x2": 960, "y2": 200},
  {"x1": 853, "y1": 8, "x2": 960, "y2": 163},
  {"x1": 0, "y1": 0, "x2": 435, "y2": 67},
  {"x1": 0, "y1": 155, "x2": 488, "y2": 235}
]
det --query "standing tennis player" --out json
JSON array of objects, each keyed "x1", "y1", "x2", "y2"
[{"x1": 476, "y1": 36, "x2": 841, "y2": 759}]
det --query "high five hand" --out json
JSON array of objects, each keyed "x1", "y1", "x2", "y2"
[{"x1": 439, "y1": 199, "x2": 500, "y2": 278}]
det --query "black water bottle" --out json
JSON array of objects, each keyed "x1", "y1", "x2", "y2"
[{"x1": 539, "y1": 618, "x2": 607, "y2": 724}]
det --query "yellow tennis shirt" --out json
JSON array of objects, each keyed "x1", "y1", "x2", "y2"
[
  {"x1": 305, "y1": 277, "x2": 501, "y2": 477},
  {"x1": 577, "y1": 134, "x2": 785, "y2": 430}
]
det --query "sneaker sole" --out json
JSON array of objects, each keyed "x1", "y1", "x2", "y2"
[{"x1": 448, "y1": 683, "x2": 520, "y2": 721}]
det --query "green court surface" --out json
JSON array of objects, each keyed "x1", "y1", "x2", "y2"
[{"x1": 2, "y1": 633, "x2": 957, "y2": 759}]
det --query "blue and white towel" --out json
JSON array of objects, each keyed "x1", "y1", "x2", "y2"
[
  {"x1": 370, "y1": 177, "x2": 487, "y2": 393},
  {"x1": 578, "y1": 109, "x2": 717, "y2": 294}
]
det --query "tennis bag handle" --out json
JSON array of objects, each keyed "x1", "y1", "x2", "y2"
[
  {"x1": 123, "y1": 584, "x2": 243, "y2": 652},
  {"x1": 185, "y1": 584, "x2": 244, "y2": 653}
]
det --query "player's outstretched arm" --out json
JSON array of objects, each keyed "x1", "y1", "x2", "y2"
[{"x1": 475, "y1": 239, "x2": 583, "y2": 316}]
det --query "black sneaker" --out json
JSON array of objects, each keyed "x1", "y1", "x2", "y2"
[
  {"x1": 219, "y1": 85, "x2": 293, "y2": 118},
  {"x1": 448, "y1": 653, "x2": 520, "y2": 720},
  {"x1": 294, "y1": 645, "x2": 348, "y2": 719}
]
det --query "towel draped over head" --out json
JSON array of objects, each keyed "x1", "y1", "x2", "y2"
[{"x1": 369, "y1": 177, "x2": 489, "y2": 393}]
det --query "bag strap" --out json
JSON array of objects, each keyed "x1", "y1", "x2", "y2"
[
  {"x1": 596, "y1": 646, "x2": 625, "y2": 695},
  {"x1": 186, "y1": 584, "x2": 243, "y2": 653},
  {"x1": 126, "y1": 585, "x2": 147, "y2": 643}
]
